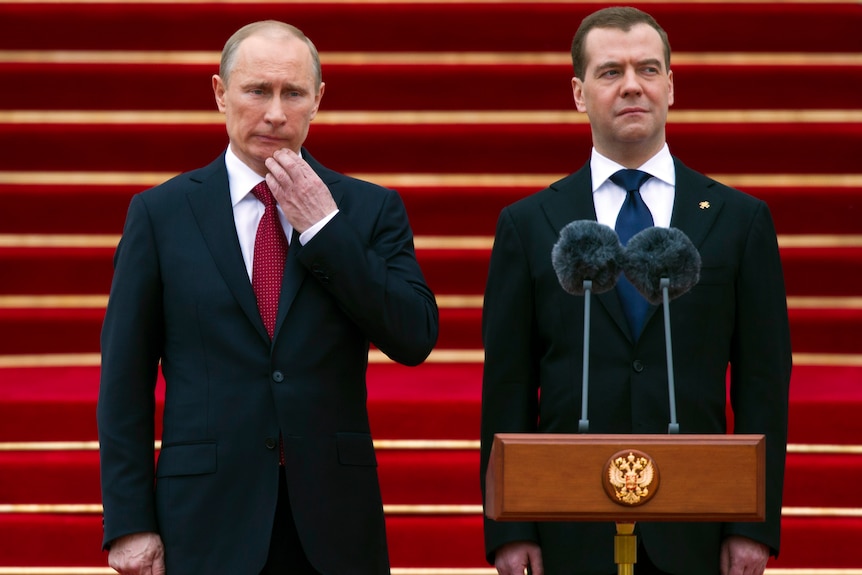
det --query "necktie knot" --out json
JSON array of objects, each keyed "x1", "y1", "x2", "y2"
[
  {"x1": 251, "y1": 181, "x2": 275, "y2": 208},
  {"x1": 610, "y1": 169, "x2": 652, "y2": 194}
]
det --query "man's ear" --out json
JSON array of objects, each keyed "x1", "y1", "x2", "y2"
[
  {"x1": 667, "y1": 69, "x2": 674, "y2": 108},
  {"x1": 213, "y1": 75, "x2": 227, "y2": 112},
  {"x1": 572, "y1": 77, "x2": 587, "y2": 112}
]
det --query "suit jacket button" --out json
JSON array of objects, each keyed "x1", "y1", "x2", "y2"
[
  {"x1": 272, "y1": 370, "x2": 284, "y2": 383},
  {"x1": 265, "y1": 437, "x2": 277, "y2": 450},
  {"x1": 311, "y1": 264, "x2": 330, "y2": 284},
  {"x1": 632, "y1": 360, "x2": 644, "y2": 373}
]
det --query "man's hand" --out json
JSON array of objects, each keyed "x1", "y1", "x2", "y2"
[
  {"x1": 265, "y1": 148, "x2": 337, "y2": 234},
  {"x1": 494, "y1": 541, "x2": 544, "y2": 575},
  {"x1": 720, "y1": 535, "x2": 769, "y2": 575},
  {"x1": 107, "y1": 532, "x2": 165, "y2": 575}
]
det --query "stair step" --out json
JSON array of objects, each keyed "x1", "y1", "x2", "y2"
[
  {"x1": 0, "y1": 449, "x2": 482, "y2": 506},
  {"x1": 2, "y1": 184, "x2": 860, "y2": 237},
  {"x1": 0, "y1": 448, "x2": 855, "y2": 509},
  {"x1": 0, "y1": 364, "x2": 859, "y2": 445},
  {"x1": 0, "y1": 123, "x2": 859, "y2": 175},
  {"x1": 2, "y1": 62, "x2": 859, "y2": 112},
  {"x1": 2, "y1": 3, "x2": 859, "y2": 53},
  {"x1": 0, "y1": 363, "x2": 484, "y2": 442},
  {"x1": 0, "y1": 513, "x2": 859, "y2": 568},
  {"x1": 0, "y1": 306, "x2": 859, "y2": 355},
  {"x1": 1, "y1": 244, "x2": 861, "y2": 298}
]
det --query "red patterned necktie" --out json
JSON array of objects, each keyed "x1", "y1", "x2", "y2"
[
  {"x1": 251, "y1": 181, "x2": 288, "y2": 339},
  {"x1": 251, "y1": 181, "x2": 288, "y2": 466}
]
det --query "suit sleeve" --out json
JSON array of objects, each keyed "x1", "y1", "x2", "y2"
[
  {"x1": 96, "y1": 194, "x2": 164, "y2": 548},
  {"x1": 724, "y1": 201, "x2": 792, "y2": 555},
  {"x1": 294, "y1": 187, "x2": 438, "y2": 366},
  {"x1": 480, "y1": 208, "x2": 541, "y2": 562}
]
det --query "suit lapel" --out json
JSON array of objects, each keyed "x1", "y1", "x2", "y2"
[
  {"x1": 634, "y1": 159, "x2": 724, "y2": 338},
  {"x1": 271, "y1": 149, "x2": 344, "y2": 341},
  {"x1": 540, "y1": 164, "x2": 632, "y2": 339},
  {"x1": 669, "y1": 157, "x2": 724, "y2": 250},
  {"x1": 544, "y1": 162, "x2": 630, "y2": 336},
  {"x1": 540, "y1": 165, "x2": 596, "y2": 233},
  {"x1": 186, "y1": 156, "x2": 270, "y2": 344}
]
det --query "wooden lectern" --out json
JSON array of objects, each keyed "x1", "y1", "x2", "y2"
[{"x1": 485, "y1": 433, "x2": 765, "y2": 574}]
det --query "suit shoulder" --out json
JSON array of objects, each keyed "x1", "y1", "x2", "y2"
[
  {"x1": 334, "y1": 171, "x2": 393, "y2": 196},
  {"x1": 676, "y1": 160, "x2": 766, "y2": 211},
  {"x1": 136, "y1": 161, "x2": 222, "y2": 205},
  {"x1": 501, "y1": 171, "x2": 579, "y2": 218},
  {"x1": 304, "y1": 150, "x2": 398, "y2": 205}
]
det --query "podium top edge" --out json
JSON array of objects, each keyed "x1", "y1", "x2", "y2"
[{"x1": 493, "y1": 433, "x2": 765, "y2": 446}]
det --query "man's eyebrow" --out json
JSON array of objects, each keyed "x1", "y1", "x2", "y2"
[
  {"x1": 638, "y1": 58, "x2": 665, "y2": 69},
  {"x1": 240, "y1": 80, "x2": 272, "y2": 90},
  {"x1": 594, "y1": 57, "x2": 664, "y2": 72}
]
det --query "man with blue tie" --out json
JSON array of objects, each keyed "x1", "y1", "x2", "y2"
[
  {"x1": 97, "y1": 20, "x2": 438, "y2": 575},
  {"x1": 480, "y1": 7, "x2": 791, "y2": 575}
]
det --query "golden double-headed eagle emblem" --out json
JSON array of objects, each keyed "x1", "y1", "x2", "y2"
[{"x1": 606, "y1": 450, "x2": 658, "y2": 506}]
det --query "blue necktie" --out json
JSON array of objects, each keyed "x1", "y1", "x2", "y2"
[{"x1": 611, "y1": 169, "x2": 654, "y2": 340}]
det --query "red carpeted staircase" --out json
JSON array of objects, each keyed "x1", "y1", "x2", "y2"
[{"x1": 1, "y1": 1, "x2": 861, "y2": 573}]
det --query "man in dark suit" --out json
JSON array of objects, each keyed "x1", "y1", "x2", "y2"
[
  {"x1": 97, "y1": 20, "x2": 438, "y2": 574},
  {"x1": 480, "y1": 7, "x2": 791, "y2": 575}
]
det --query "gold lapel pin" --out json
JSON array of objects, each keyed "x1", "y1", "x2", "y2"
[{"x1": 699, "y1": 201, "x2": 711, "y2": 210}]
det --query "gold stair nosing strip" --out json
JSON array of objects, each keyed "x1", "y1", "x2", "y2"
[
  {"x1": 0, "y1": 570, "x2": 860, "y2": 575},
  {"x1": 0, "y1": 503, "x2": 860, "y2": 518},
  {"x1": 0, "y1": 351, "x2": 861, "y2": 368},
  {"x1": 0, "y1": 171, "x2": 860, "y2": 188},
  {"x1": 1, "y1": 50, "x2": 861, "y2": 67},
  {"x1": 0, "y1": 0, "x2": 860, "y2": 4},
  {"x1": 0, "y1": 109, "x2": 861, "y2": 125},
  {"x1": 2, "y1": 441, "x2": 862, "y2": 454},
  {"x1": 2, "y1": 234, "x2": 862, "y2": 250},
  {"x1": 3, "y1": 295, "x2": 862, "y2": 310}
]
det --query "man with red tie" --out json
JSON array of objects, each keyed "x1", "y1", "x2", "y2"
[{"x1": 98, "y1": 20, "x2": 438, "y2": 574}]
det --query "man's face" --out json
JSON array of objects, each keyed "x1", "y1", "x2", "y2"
[
  {"x1": 572, "y1": 23, "x2": 673, "y2": 163},
  {"x1": 212, "y1": 34, "x2": 324, "y2": 176}
]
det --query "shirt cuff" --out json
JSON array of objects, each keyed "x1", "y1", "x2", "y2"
[{"x1": 298, "y1": 209, "x2": 339, "y2": 245}]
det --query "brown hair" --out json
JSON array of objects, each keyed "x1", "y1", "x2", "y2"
[
  {"x1": 219, "y1": 20, "x2": 322, "y2": 89},
  {"x1": 570, "y1": 6, "x2": 671, "y2": 80}
]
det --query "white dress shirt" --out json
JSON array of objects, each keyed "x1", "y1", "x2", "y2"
[
  {"x1": 225, "y1": 147, "x2": 337, "y2": 281},
  {"x1": 590, "y1": 144, "x2": 676, "y2": 230}
]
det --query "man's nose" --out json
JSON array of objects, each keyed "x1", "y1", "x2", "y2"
[
  {"x1": 264, "y1": 97, "x2": 287, "y2": 125},
  {"x1": 620, "y1": 69, "x2": 643, "y2": 96}
]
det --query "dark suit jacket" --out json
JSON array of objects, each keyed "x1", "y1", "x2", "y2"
[
  {"x1": 480, "y1": 158, "x2": 791, "y2": 575},
  {"x1": 97, "y1": 149, "x2": 438, "y2": 574}
]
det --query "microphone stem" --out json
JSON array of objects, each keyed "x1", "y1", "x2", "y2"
[
  {"x1": 579, "y1": 280, "x2": 591, "y2": 433},
  {"x1": 661, "y1": 278, "x2": 680, "y2": 434}
]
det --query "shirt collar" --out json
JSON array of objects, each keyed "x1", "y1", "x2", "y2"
[
  {"x1": 225, "y1": 146, "x2": 265, "y2": 208},
  {"x1": 590, "y1": 143, "x2": 675, "y2": 192}
]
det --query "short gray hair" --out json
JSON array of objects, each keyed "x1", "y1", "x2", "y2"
[{"x1": 219, "y1": 20, "x2": 322, "y2": 88}]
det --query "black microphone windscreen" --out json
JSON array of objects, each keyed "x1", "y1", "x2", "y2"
[
  {"x1": 623, "y1": 227, "x2": 701, "y2": 304},
  {"x1": 552, "y1": 220, "x2": 624, "y2": 295}
]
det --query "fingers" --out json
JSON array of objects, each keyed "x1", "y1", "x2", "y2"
[
  {"x1": 494, "y1": 541, "x2": 544, "y2": 575},
  {"x1": 264, "y1": 148, "x2": 313, "y2": 191},
  {"x1": 106, "y1": 532, "x2": 165, "y2": 575},
  {"x1": 720, "y1": 535, "x2": 769, "y2": 575},
  {"x1": 263, "y1": 148, "x2": 336, "y2": 234}
]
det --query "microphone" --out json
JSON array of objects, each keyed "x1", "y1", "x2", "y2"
[
  {"x1": 623, "y1": 226, "x2": 701, "y2": 305},
  {"x1": 552, "y1": 220, "x2": 624, "y2": 433},
  {"x1": 623, "y1": 227, "x2": 701, "y2": 434},
  {"x1": 551, "y1": 220, "x2": 625, "y2": 295}
]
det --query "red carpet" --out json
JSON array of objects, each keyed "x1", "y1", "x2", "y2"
[{"x1": 1, "y1": 1, "x2": 861, "y2": 573}]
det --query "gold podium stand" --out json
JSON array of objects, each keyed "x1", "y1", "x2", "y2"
[{"x1": 485, "y1": 433, "x2": 765, "y2": 574}]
